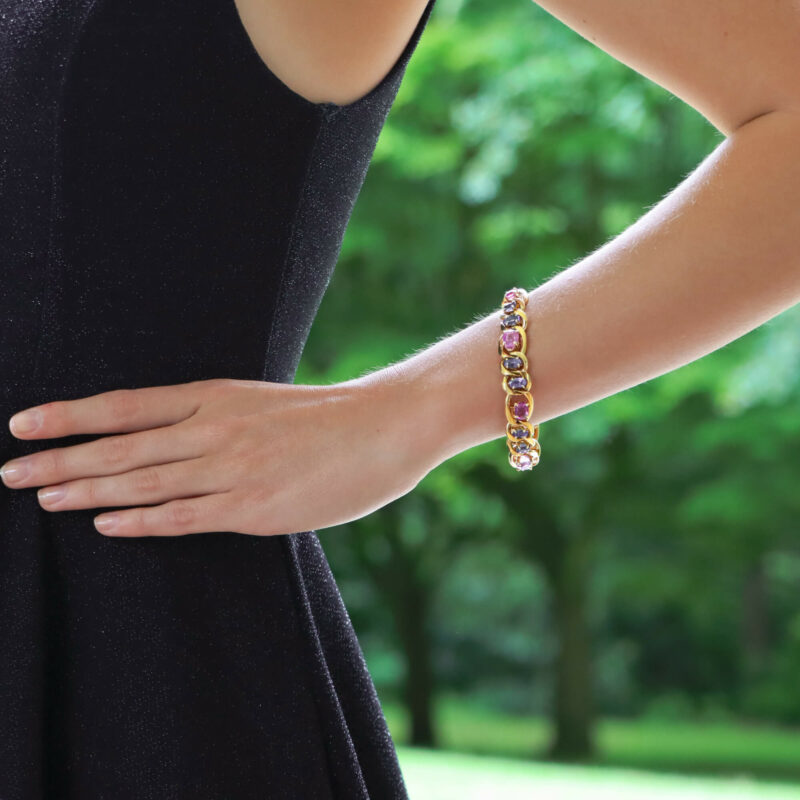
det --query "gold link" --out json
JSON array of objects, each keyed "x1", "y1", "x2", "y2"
[{"x1": 499, "y1": 287, "x2": 540, "y2": 472}]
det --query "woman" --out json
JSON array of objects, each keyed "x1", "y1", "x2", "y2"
[{"x1": 1, "y1": 0, "x2": 799, "y2": 796}]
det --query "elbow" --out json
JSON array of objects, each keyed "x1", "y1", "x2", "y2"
[{"x1": 726, "y1": 104, "x2": 800, "y2": 138}]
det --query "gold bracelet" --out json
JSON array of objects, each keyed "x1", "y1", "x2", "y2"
[{"x1": 499, "y1": 287, "x2": 541, "y2": 471}]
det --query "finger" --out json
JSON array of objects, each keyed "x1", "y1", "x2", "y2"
[
  {"x1": 7, "y1": 379, "x2": 227, "y2": 440},
  {"x1": 1, "y1": 417, "x2": 220, "y2": 489},
  {"x1": 35, "y1": 455, "x2": 230, "y2": 513},
  {"x1": 93, "y1": 491, "x2": 234, "y2": 538}
]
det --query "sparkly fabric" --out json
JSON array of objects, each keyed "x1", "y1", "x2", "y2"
[{"x1": 0, "y1": 0, "x2": 435, "y2": 796}]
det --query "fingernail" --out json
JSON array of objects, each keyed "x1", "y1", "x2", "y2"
[
  {"x1": 9, "y1": 409, "x2": 43, "y2": 435},
  {"x1": 94, "y1": 514, "x2": 118, "y2": 534},
  {"x1": 1, "y1": 459, "x2": 31, "y2": 485},
  {"x1": 38, "y1": 486, "x2": 66, "y2": 505}
]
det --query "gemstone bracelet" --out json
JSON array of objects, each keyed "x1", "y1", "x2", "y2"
[{"x1": 499, "y1": 287, "x2": 541, "y2": 471}]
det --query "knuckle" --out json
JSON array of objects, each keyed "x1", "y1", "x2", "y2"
[
  {"x1": 106, "y1": 389, "x2": 143, "y2": 423},
  {"x1": 39, "y1": 448, "x2": 65, "y2": 478},
  {"x1": 198, "y1": 417, "x2": 236, "y2": 443},
  {"x1": 129, "y1": 507, "x2": 147, "y2": 532},
  {"x1": 197, "y1": 378, "x2": 238, "y2": 399},
  {"x1": 247, "y1": 482, "x2": 272, "y2": 508},
  {"x1": 99, "y1": 435, "x2": 133, "y2": 468},
  {"x1": 132, "y1": 465, "x2": 162, "y2": 494},
  {"x1": 167, "y1": 499, "x2": 196, "y2": 528},
  {"x1": 223, "y1": 452, "x2": 251, "y2": 482},
  {"x1": 82, "y1": 477, "x2": 99, "y2": 506},
  {"x1": 208, "y1": 377, "x2": 238, "y2": 391},
  {"x1": 226, "y1": 430, "x2": 254, "y2": 461}
]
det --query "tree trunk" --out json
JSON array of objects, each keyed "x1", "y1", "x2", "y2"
[
  {"x1": 347, "y1": 511, "x2": 440, "y2": 749},
  {"x1": 394, "y1": 586, "x2": 437, "y2": 747},
  {"x1": 741, "y1": 558, "x2": 769, "y2": 679},
  {"x1": 548, "y1": 537, "x2": 595, "y2": 760}
]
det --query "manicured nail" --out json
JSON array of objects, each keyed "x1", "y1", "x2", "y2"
[
  {"x1": 94, "y1": 514, "x2": 119, "y2": 534},
  {"x1": 38, "y1": 486, "x2": 66, "y2": 505},
  {"x1": 9, "y1": 409, "x2": 43, "y2": 435},
  {"x1": 1, "y1": 459, "x2": 30, "y2": 485}
]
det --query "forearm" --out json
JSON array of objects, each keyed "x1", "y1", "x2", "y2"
[{"x1": 356, "y1": 109, "x2": 800, "y2": 468}]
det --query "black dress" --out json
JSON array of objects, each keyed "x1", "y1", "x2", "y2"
[{"x1": 0, "y1": 0, "x2": 436, "y2": 796}]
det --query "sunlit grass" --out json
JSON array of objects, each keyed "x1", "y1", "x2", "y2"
[
  {"x1": 383, "y1": 695, "x2": 800, "y2": 783},
  {"x1": 396, "y1": 747, "x2": 800, "y2": 800}
]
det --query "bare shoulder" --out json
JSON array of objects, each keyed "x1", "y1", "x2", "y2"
[
  {"x1": 231, "y1": 0, "x2": 431, "y2": 107},
  {"x1": 532, "y1": 0, "x2": 800, "y2": 135}
]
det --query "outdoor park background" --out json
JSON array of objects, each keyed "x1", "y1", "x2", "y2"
[{"x1": 294, "y1": 0, "x2": 800, "y2": 796}]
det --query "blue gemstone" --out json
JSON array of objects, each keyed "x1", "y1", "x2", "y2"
[
  {"x1": 502, "y1": 356, "x2": 523, "y2": 370},
  {"x1": 501, "y1": 314, "x2": 522, "y2": 329},
  {"x1": 508, "y1": 376, "x2": 528, "y2": 390}
]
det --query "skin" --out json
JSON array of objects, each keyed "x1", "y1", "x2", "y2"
[
  {"x1": 2, "y1": 2, "x2": 800, "y2": 537},
  {"x1": 232, "y1": 0, "x2": 433, "y2": 106},
  {"x1": 0, "y1": 379, "x2": 434, "y2": 537}
]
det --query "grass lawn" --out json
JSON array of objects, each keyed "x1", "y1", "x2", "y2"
[
  {"x1": 396, "y1": 747, "x2": 800, "y2": 800},
  {"x1": 383, "y1": 696, "x2": 800, "y2": 784}
]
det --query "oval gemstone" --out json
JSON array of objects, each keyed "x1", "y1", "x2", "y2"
[
  {"x1": 502, "y1": 301, "x2": 517, "y2": 314},
  {"x1": 504, "y1": 289, "x2": 520, "y2": 302},
  {"x1": 512, "y1": 398, "x2": 530, "y2": 421},
  {"x1": 502, "y1": 356, "x2": 523, "y2": 370},
  {"x1": 508, "y1": 375, "x2": 528, "y2": 390},
  {"x1": 513, "y1": 440, "x2": 531, "y2": 453},
  {"x1": 510, "y1": 426, "x2": 529, "y2": 438},
  {"x1": 501, "y1": 330, "x2": 521, "y2": 352},
  {"x1": 501, "y1": 314, "x2": 522, "y2": 329}
]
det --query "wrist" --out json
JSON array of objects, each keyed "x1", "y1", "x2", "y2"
[
  {"x1": 344, "y1": 365, "x2": 451, "y2": 477},
  {"x1": 348, "y1": 310, "x2": 511, "y2": 470}
]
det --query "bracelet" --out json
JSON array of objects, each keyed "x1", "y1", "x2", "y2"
[{"x1": 499, "y1": 287, "x2": 541, "y2": 471}]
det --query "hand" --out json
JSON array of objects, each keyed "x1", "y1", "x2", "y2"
[{"x1": 0, "y1": 377, "x2": 433, "y2": 538}]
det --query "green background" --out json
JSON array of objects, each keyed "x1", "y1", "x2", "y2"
[{"x1": 296, "y1": 0, "x2": 800, "y2": 793}]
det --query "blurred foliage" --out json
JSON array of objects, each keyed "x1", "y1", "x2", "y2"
[{"x1": 294, "y1": 0, "x2": 800, "y2": 775}]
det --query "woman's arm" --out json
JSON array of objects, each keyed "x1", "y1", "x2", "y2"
[
  {"x1": 356, "y1": 108, "x2": 800, "y2": 465},
  {"x1": 527, "y1": 0, "x2": 800, "y2": 137},
  {"x1": 3, "y1": 3, "x2": 799, "y2": 539},
  {"x1": 353, "y1": 1, "x2": 800, "y2": 466}
]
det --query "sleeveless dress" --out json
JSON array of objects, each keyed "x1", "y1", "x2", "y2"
[{"x1": 0, "y1": 0, "x2": 436, "y2": 796}]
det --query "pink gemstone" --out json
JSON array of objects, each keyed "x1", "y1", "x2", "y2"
[
  {"x1": 504, "y1": 289, "x2": 519, "y2": 302},
  {"x1": 512, "y1": 399, "x2": 530, "y2": 421},
  {"x1": 501, "y1": 330, "x2": 521, "y2": 352},
  {"x1": 515, "y1": 453, "x2": 533, "y2": 470}
]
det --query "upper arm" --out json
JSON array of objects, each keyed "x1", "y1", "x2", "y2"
[
  {"x1": 232, "y1": 0, "x2": 431, "y2": 107},
  {"x1": 531, "y1": 0, "x2": 800, "y2": 136}
]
